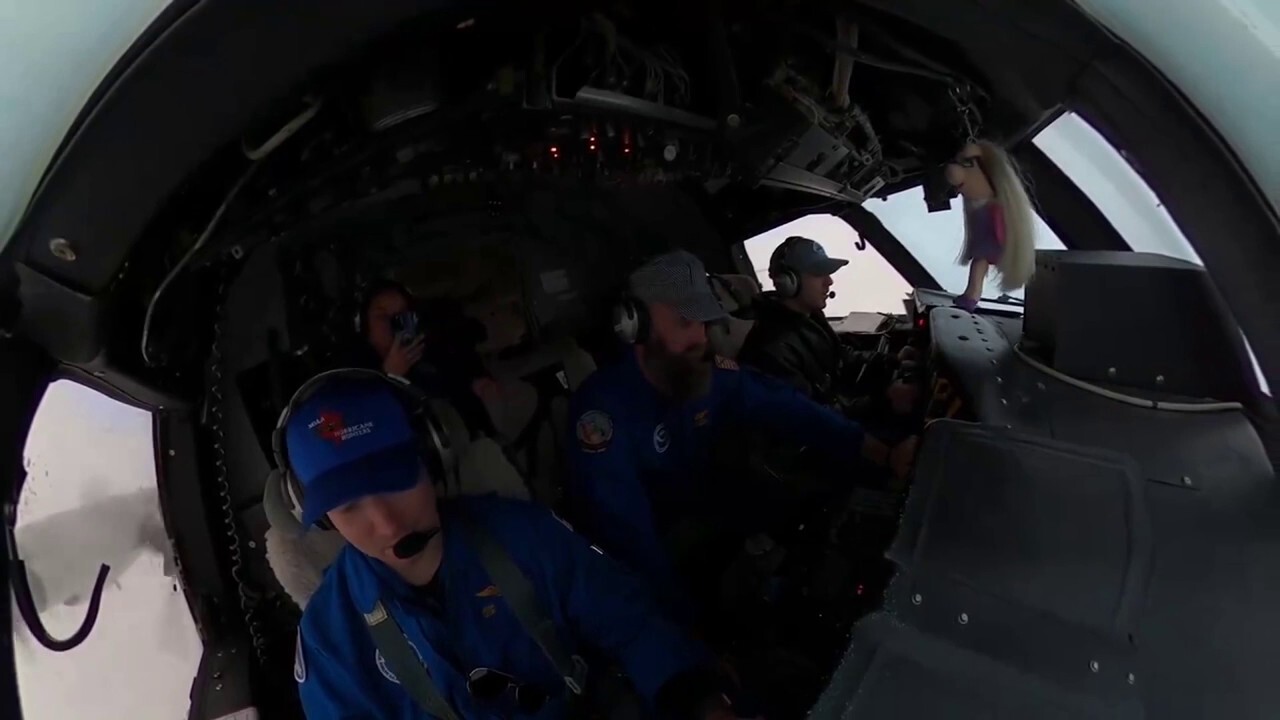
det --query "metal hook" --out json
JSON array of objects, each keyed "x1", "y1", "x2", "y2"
[{"x1": 5, "y1": 502, "x2": 112, "y2": 652}]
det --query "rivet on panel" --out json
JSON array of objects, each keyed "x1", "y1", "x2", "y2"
[
  {"x1": 1089, "y1": 660, "x2": 1100, "y2": 673},
  {"x1": 1182, "y1": 476, "x2": 1193, "y2": 487},
  {"x1": 958, "y1": 612, "x2": 969, "y2": 625},
  {"x1": 1155, "y1": 374, "x2": 1165, "y2": 385},
  {"x1": 911, "y1": 593, "x2": 922, "y2": 605},
  {"x1": 1127, "y1": 673, "x2": 1135, "y2": 685},
  {"x1": 1107, "y1": 367, "x2": 1117, "y2": 379}
]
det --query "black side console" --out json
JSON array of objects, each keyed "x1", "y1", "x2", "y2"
[{"x1": 1023, "y1": 251, "x2": 1261, "y2": 405}]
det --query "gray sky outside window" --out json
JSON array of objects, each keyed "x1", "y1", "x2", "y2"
[{"x1": 863, "y1": 183, "x2": 1066, "y2": 300}]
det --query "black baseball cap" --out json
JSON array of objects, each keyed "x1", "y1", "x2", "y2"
[{"x1": 769, "y1": 236, "x2": 849, "y2": 276}]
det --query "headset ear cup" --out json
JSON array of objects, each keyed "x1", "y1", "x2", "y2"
[
  {"x1": 612, "y1": 300, "x2": 650, "y2": 345},
  {"x1": 773, "y1": 269, "x2": 799, "y2": 299},
  {"x1": 612, "y1": 301, "x2": 640, "y2": 345}
]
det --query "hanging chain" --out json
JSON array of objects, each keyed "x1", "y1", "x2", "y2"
[
  {"x1": 207, "y1": 264, "x2": 268, "y2": 666},
  {"x1": 949, "y1": 85, "x2": 982, "y2": 143}
]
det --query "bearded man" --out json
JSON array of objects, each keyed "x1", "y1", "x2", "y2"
[{"x1": 565, "y1": 250, "x2": 917, "y2": 621}]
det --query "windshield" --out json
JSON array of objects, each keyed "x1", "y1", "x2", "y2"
[
  {"x1": 865, "y1": 188, "x2": 1066, "y2": 302},
  {"x1": 0, "y1": 1, "x2": 170, "y2": 250}
]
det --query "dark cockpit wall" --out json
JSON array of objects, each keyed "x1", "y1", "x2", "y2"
[{"x1": 815, "y1": 250, "x2": 1277, "y2": 719}]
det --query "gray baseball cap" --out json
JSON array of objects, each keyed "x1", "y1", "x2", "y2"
[
  {"x1": 628, "y1": 250, "x2": 729, "y2": 322},
  {"x1": 769, "y1": 236, "x2": 849, "y2": 276}
]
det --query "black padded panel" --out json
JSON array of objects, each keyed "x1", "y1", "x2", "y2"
[
  {"x1": 891, "y1": 421, "x2": 1151, "y2": 637},
  {"x1": 806, "y1": 422, "x2": 1149, "y2": 720},
  {"x1": 1023, "y1": 251, "x2": 1262, "y2": 407},
  {"x1": 929, "y1": 307, "x2": 1272, "y2": 495},
  {"x1": 927, "y1": 309, "x2": 1280, "y2": 719},
  {"x1": 810, "y1": 613, "x2": 1137, "y2": 720}
]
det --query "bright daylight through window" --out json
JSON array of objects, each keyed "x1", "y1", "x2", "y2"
[
  {"x1": 743, "y1": 214, "x2": 911, "y2": 316},
  {"x1": 13, "y1": 381, "x2": 201, "y2": 720}
]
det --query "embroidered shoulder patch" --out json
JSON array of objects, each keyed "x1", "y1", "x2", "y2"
[
  {"x1": 576, "y1": 410, "x2": 614, "y2": 453},
  {"x1": 294, "y1": 630, "x2": 307, "y2": 683},
  {"x1": 714, "y1": 355, "x2": 739, "y2": 370}
]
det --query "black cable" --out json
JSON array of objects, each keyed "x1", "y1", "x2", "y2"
[
  {"x1": 773, "y1": 13, "x2": 969, "y2": 88},
  {"x1": 5, "y1": 503, "x2": 111, "y2": 652}
]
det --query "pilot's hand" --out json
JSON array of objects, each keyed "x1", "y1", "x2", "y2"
[
  {"x1": 383, "y1": 335, "x2": 425, "y2": 377},
  {"x1": 886, "y1": 381, "x2": 920, "y2": 415},
  {"x1": 889, "y1": 436, "x2": 920, "y2": 483}
]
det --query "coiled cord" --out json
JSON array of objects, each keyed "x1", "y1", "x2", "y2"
[{"x1": 208, "y1": 273, "x2": 267, "y2": 665}]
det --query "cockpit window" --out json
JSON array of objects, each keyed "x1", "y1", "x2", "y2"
[
  {"x1": 13, "y1": 381, "x2": 201, "y2": 718},
  {"x1": 864, "y1": 187, "x2": 1066, "y2": 302},
  {"x1": 1034, "y1": 112, "x2": 1270, "y2": 395},
  {"x1": 742, "y1": 214, "x2": 912, "y2": 315},
  {"x1": 1033, "y1": 111, "x2": 1203, "y2": 264}
]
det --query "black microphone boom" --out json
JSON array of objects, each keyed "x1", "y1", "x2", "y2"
[{"x1": 392, "y1": 528, "x2": 440, "y2": 559}]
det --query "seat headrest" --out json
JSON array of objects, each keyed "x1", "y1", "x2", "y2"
[
  {"x1": 262, "y1": 469, "x2": 306, "y2": 536},
  {"x1": 710, "y1": 273, "x2": 761, "y2": 313}
]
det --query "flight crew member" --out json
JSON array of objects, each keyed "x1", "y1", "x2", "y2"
[
  {"x1": 566, "y1": 250, "x2": 917, "y2": 619},
  {"x1": 737, "y1": 236, "x2": 919, "y2": 417},
  {"x1": 349, "y1": 279, "x2": 495, "y2": 436},
  {"x1": 289, "y1": 372, "x2": 744, "y2": 719}
]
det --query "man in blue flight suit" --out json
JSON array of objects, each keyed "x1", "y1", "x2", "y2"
[
  {"x1": 567, "y1": 250, "x2": 917, "y2": 621},
  {"x1": 288, "y1": 372, "x2": 744, "y2": 719}
]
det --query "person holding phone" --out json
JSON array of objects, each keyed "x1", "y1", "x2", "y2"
[{"x1": 352, "y1": 279, "x2": 494, "y2": 437}]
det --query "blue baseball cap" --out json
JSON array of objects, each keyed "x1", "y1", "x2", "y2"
[{"x1": 285, "y1": 378, "x2": 422, "y2": 527}]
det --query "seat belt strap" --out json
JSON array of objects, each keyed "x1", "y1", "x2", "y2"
[
  {"x1": 456, "y1": 517, "x2": 589, "y2": 695},
  {"x1": 362, "y1": 601, "x2": 462, "y2": 720}
]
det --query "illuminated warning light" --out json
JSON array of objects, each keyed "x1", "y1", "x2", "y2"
[
  {"x1": 589, "y1": 136, "x2": 597, "y2": 143},
  {"x1": 623, "y1": 147, "x2": 631, "y2": 154},
  {"x1": 588, "y1": 143, "x2": 597, "y2": 151},
  {"x1": 916, "y1": 316, "x2": 926, "y2": 329},
  {"x1": 549, "y1": 145, "x2": 559, "y2": 154},
  {"x1": 855, "y1": 583, "x2": 865, "y2": 596}
]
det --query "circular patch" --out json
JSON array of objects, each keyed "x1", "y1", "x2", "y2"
[
  {"x1": 576, "y1": 410, "x2": 614, "y2": 453},
  {"x1": 294, "y1": 630, "x2": 306, "y2": 683},
  {"x1": 653, "y1": 423, "x2": 670, "y2": 454}
]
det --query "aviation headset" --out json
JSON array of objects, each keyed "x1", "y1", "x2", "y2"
[
  {"x1": 270, "y1": 367, "x2": 456, "y2": 531},
  {"x1": 611, "y1": 295, "x2": 651, "y2": 346},
  {"x1": 611, "y1": 279, "x2": 733, "y2": 346},
  {"x1": 768, "y1": 236, "x2": 809, "y2": 299}
]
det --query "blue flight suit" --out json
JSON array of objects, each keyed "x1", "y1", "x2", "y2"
[
  {"x1": 296, "y1": 495, "x2": 711, "y2": 719},
  {"x1": 566, "y1": 351, "x2": 867, "y2": 616}
]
